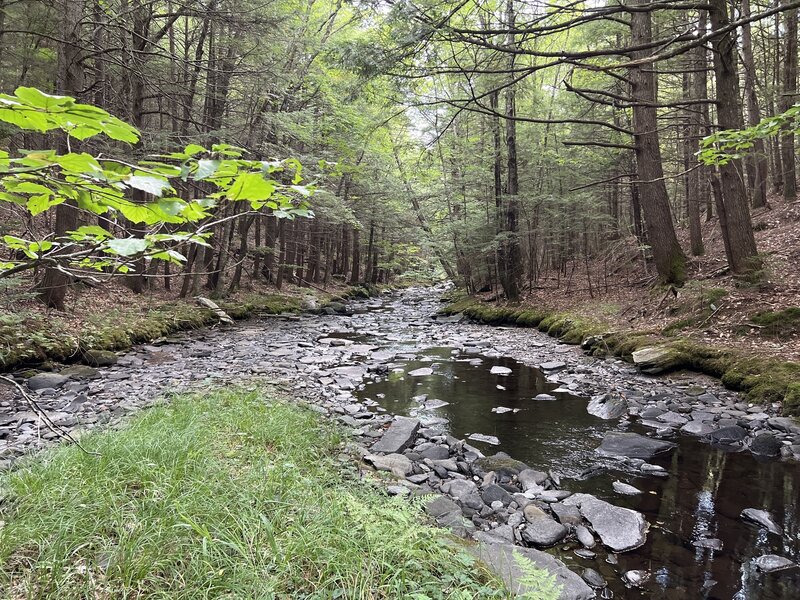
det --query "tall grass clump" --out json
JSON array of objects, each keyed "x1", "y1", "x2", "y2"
[{"x1": 0, "y1": 389, "x2": 509, "y2": 599}]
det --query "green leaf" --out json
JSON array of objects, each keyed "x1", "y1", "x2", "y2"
[
  {"x1": 27, "y1": 194, "x2": 60, "y2": 215},
  {"x1": 106, "y1": 238, "x2": 149, "y2": 256},
  {"x1": 68, "y1": 225, "x2": 113, "y2": 241},
  {"x1": 194, "y1": 159, "x2": 220, "y2": 180},
  {"x1": 227, "y1": 172, "x2": 276, "y2": 202},
  {"x1": 56, "y1": 153, "x2": 102, "y2": 173},
  {"x1": 126, "y1": 175, "x2": 171, "y2": 197}
]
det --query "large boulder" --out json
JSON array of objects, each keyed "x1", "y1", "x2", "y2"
[
  {"x1": 596, "y1": 432, "x2": 676, "y2": 459},
  {"x1": 82, "y1": 349, "x2": 118, "y2": 367},
  {"x1": 587, "y1": 394, "x2": 627, "y2": 420},
  {"x1": 563, "y1": 493, "x2": 648, "y2": 552},
  {"x1": 27, "y1": 373, "x2": 68, "y2": 391},
  {"x1": 472, "y1": 532, "x2": 595, "y2": 599},
  {"x1": 370, "y1": 417, "x2": 420, "y2": 454},
  {"x1": 631, "y1": 346, "x2": 682, "y2": 374},
  {"x1": 709, "y1": 425, "x2": 747, "y2": 445},
  {"x1": 749, "y1": 433, "x2": 782, "y2": 457}
]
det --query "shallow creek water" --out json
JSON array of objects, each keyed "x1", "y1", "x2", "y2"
[{"x1": 343, "y1": 307, "x2": 800, "y2": 598}]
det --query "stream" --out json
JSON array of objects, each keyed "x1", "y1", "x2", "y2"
[{"x1": 2, "y1": 286, "x2": 798, "y2": 598}]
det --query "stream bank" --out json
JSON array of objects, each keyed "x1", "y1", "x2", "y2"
[
  {"x1": 440, "y1": 294, "x2": 800, "y2": 416},
  {"x1": 1, "y1": 286, "x2": 798, "y2": 598}
]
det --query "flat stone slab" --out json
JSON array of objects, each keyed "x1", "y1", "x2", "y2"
[
  {"x1": 370, "y1": 416, "x2": 420, "y2": 454},
  {"x1": 741, "y1": 508, "x2": 782, "y2": 535},
  {"x1": 472, "y1": 532, "x2": 595, "y2": 599},
  {"x1": 408, "y1": 367, "x2": 433, "y2": 377},
  {"x1": 490, "y1": 366, "x2": 512, "y2": 375},
  {"x1": 596, "y1": 432, "x2": 676, "y2": 459},
  {"x1": 540, "y1": 361, "x2": 566, "y2": 371},
  {"x1": 364, "y1": 453, "x2": 412, "y2": 477},
  {"x1": 632, "y1": 346, "x2": 681, "y2": 374},
  {"x1": 753, "y1": 554, "x2": 797, "y2": 573},
  {"x1": 564, "y1": 493, "x2": 648, "y2": 552}
]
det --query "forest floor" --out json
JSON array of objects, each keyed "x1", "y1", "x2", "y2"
[{"x1": 519, "y1": 194, "x2": 800, "y2": 362}]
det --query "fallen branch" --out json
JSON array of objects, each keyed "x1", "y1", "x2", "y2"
[{"x1": 0, "y1": 375, "x2": 100, "y2": 456}]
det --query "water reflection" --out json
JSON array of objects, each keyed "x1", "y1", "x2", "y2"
[{"x1": 357, "y1": 348, "x2": 800, "y2": 598}]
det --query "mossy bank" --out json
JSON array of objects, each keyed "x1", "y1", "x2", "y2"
[
  {"x1": 0, "y1": 283, "x2": 384, "y2": 372},
  {"x1": 441, "y1": 294, "x2": 800, "y2": 417}
]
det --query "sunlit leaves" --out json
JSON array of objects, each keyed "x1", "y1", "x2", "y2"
[
  {"x1": 700, "y1": 104, "x2": 800, "y2": 165},
  {"x1": 0, "y1": 88, "x2": 314, "y2": 277},
  {"x1": 0, "y1": 87, "x2": 139, "y2": 142}
]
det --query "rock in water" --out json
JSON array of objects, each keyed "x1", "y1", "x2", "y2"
[
  {"x1": 490, "y1": 366, "x2": 512, "y2": 375},
  {"x1": 472, "y1": 532, "x2": 594, "y2": 600},
  {"x1": 750, "y1": 433, "x2": 782, "y2": 457},
  {"x1": 631, "y1": 346, "x2": 681, "y2": 374},
  {"x1": 596, "y1": 432, "x2": 676, "y2": 459},
  {"x1": 468, "y1": 433, "x2": 500, "y2": 446},
  {"x1": 623, "y1": 570, "x2": 650, "y2": 587},
  {"x1": 370, "y1": 417, "x2": 420, "y2": 454},
  {"x1": 753, "y1": 555, "x2": 796, "y2": 573},
  {"x1": 612, "y1": 481, "x2": 643, "y2": 496},
  {"x1": 581, "y1": 568, "x2": 607, "y2": 589},
  {"x1": 741, "y1": 508, "x2": 783, "y2": 535},
  {"x1": 587, "y1": 393, "x2": 627, "y2": 419},
  {"x1": 709, "y1": 425, "x2": 747, "y2": 445},
  {"x1": 564, "y1": 493, "x2": 649, "y2": 552},
  {"x1": 408, "y1": 367, "x2": 433, "y2": 377}
]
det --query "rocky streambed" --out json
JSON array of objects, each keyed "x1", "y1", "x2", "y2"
[{"x1": 1, "y1": 286, "x2": 799, "y2": 598}]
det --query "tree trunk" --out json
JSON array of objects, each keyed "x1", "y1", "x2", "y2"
[
  {"x1": 38, "y1": 0, "x2": 85, "y2": 309},
  {"x1": 709, "y1": 0, "x2": 760, "y2": 274},
  {"x1": 741, "y1": 0, "x2": 769, "y2": 209},
  {"x1": 629, "y1": 0, "x2": 687, "y2": 284},
  {"x1": 782, "y1": 0, "x2": 798, "y2": 201}
]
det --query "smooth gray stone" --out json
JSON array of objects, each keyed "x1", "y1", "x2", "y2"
[
  {"x1": 753, "y1": 554, "x2": 796, "y2": 573},
  {"x1": 370, "y1": 416, "x2": 420, "y2": 454},
  {"x1": 564, "y1": 493, "x2": 648, "y2": 552},
  {"x1": 741, "y1": 508, "x2": 782, "y2": 535},
  {"x1": 27, "y1": 373, "x2": 68, "y2": 391},
  {"x1": 596, "y1": 432, "x2": 676, "y2": 459},
  {"x1": 472, "y1": 532, "x2": 594, "y2": 600},
  {"x1": 522, "y1": 505, "x2": 568, "y2": 546}
]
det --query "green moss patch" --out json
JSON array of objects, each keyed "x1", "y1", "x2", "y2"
[{"x1": 750, "y1": 307, "x2": 800, "y2": 337}]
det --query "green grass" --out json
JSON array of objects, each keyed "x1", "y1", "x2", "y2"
[{"x1": 0, "y1": 389, "x2": 509, "y2": 599}]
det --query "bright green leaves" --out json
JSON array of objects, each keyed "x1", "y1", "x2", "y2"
[
  {"x1": 105, "y1": 238, "x2": 149, "y2": 257},
  {"x1": 0, "y1": 87, "x2": 139, "y2": 142},
  {"x1": 0, "y1": 87, "x2": 314, "y2": 278},
  {"x1": 2, "y1": 235, "x2": 54, "y2": 259},
  {"x1": 125, "y1": 174, "x2": 172, "y2": 197},
  {"x1": 700, "y1": 103, "x2": 800, "y2": 165},
  {"x1": 227, "y1": 172, "x2": 276, "y2": 207}
]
